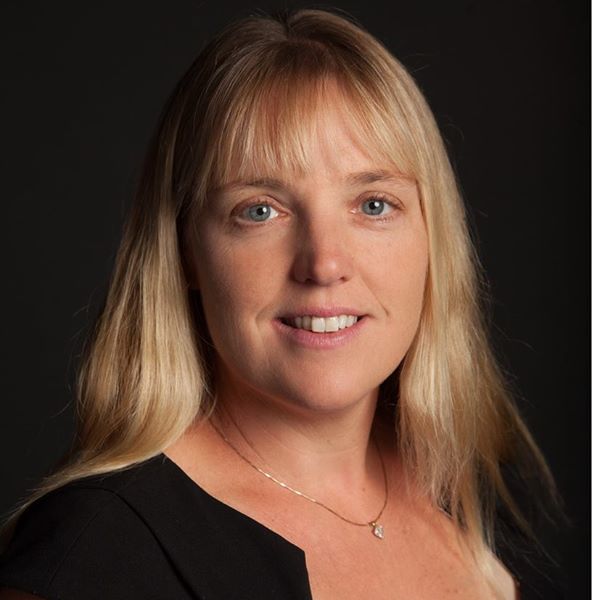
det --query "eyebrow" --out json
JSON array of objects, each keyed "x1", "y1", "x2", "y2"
[
  {"x1": 346, "y1": 170, "x2": 410, "y2": 186},
  {"x1": 219, "y1": 170, "x2": 411, "y2": 192}
]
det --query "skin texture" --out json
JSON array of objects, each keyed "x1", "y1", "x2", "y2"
[
  {"x1": 184, "y1": 98, "x2": 429, "y2": 495},
  {"x1": 193, "y1": 120, "x2": 428, "y2": 408}
]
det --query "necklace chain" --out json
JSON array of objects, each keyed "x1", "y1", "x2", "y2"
[{"x1": 209, "y1": 409, "x2": 389, "y2": 539}]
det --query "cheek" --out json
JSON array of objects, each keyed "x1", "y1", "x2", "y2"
[
  {"x1": 211, "y1": 263, "x2": 275, "y2": 309},
  {"x1": 404, "y1": 233, "x2": 429, "y2": 313},
  {"x1": 399, "y1": 234, "x2": 429, "y2": 300},
  {"x1": 191, "y1": 232, "x2": 280, "y2": 334},
  {"x1": 377, "y1": 226, "x2": 429, "y2": 340}
]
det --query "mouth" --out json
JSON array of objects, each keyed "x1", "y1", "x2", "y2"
[{"x1": 278, "y1": 314, "x2": 365, "y2": 334}]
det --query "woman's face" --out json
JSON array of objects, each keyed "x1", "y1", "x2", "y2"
[{"x1": 186, "y1": 107, "x2": 429, "y2": 415}]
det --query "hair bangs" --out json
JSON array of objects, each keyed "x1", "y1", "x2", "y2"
[{"x1": 204, "y1": 63, "x2": 419, "y2": 195}]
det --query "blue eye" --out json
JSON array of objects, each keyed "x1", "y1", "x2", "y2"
[
  {"x1": 243, "y1": 204, "x2": 279, "y2": 222},
  {"x1": 361, "y1": 197, "x2": 392, "y2": 217}
]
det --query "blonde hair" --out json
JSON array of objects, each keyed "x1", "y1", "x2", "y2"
[{"x1": 3, "y1": 8, "x2": 562, "y2": 595}]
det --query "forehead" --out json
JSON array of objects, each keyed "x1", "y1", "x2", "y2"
[
  {"x1": 219, "y1": 171, "x2": 415, "y2": 200},
  {"x1": 207, "y1": 77, "x2": 417, "y2": 193}
]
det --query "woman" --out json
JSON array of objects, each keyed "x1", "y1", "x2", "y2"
[{"x1": 0, "y1": 8, "x2": 563, "y2": 599}]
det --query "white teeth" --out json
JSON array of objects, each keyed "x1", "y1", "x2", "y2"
[
  {"x1": 325, "y1": 317, "x2": 338, "y2": 332},
  {"x1": 313, "y1": 317, "x2": 326, "y2": 333},
  {"x1": 287, "y1": 315, "x2": 360, "y2": 333}
]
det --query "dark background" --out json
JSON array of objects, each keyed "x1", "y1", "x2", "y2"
[{"x1": 1, "y1": 0, "x2": 589, "y2": 596}]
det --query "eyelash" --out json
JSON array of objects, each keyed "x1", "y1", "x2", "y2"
[
  {"x1": 356, "y1": 194, "x2": 400, "y2": 222},
  {"x1": 235, "y1": 202, "x2": 278, "y2": 224},
  {"x1": 234, "y1": 193, "x2": 402, "y2": 226}
]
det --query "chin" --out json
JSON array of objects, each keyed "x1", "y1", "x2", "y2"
[{"x1": 273, "y1": 380, "x2": 379, "y2": 416}]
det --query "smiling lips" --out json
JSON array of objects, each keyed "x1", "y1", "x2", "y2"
[{"x1": 282, "y1": 315, "x2": 361, "y2": 333}]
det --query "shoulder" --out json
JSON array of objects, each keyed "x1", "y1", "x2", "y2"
[
  {"x1": 0, "y1": 454, "x2": 313, "y2": 600},
  {"x1": 0, "y1": 459, "x2": 190, "y2": 600}
]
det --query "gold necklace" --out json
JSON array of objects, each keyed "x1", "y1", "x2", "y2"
[{"x1": 209, "y1": 411, "x2": 388, "y2": 540}]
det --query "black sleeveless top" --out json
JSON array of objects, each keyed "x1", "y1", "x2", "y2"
[{"x1": 0, "y1": 455, "x2": 565, "y2": 599}]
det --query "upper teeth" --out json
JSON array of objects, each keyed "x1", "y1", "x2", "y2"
[{"x1": 289, "y1": 315, "x2": 360, "y2": 333}]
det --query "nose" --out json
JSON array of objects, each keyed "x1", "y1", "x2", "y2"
[{"x1": 291, "y1": 214, "x2": 355, "y2": 286}]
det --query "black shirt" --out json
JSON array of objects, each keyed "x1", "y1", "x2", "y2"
[{"x1": 0, "y1": 455, "x2": 565, "y2": 599}]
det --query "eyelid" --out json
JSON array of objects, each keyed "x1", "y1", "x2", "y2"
[
  {"x1": 354, "y1": 191, "x2": 404, "y2": 219},
  {"x1": 233, "y1": 196, "x2": 283, "y2": 224},
  {"x1": 358, "y1": 190, "x2": 403, "y2": 206},
  {"x1": 232, "y1": 191, "x2": 404, "y2": 226}
]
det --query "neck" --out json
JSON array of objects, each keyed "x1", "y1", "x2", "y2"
[{"x1": 208, "y1": 368, "x2": 391, "y2": 502}]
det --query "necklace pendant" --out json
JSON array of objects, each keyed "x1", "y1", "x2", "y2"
[{"x1": 370, "y1": 522, "x2": 384, "y2": 539}]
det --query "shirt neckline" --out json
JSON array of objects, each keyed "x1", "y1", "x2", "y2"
[{"x1": 157, "y1": 451, "x2": 309, "y2": 560}]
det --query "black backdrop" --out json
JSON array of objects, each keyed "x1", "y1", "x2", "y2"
[{"x1": 1, "y1": 0, "x2": 589, "y2": 596}]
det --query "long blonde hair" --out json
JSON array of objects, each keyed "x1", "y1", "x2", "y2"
[{"x1": 3, "y1": 7, "x2": 562, "y2": 593}]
